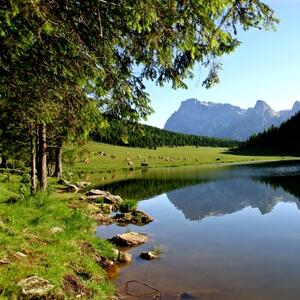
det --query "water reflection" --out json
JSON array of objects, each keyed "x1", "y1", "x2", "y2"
[
  {"x1": 98, "y1": 161, "x2": 300, "y2": 300},
  {"x1": 167, "y1": 176, "x2": 300, "y2": 221}
]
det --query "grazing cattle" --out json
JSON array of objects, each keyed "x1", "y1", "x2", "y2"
[
  {"x1": 141, "y1": 162, "x2": 148, "y2": 167},
  {"x1": 128, "y1": 161, "x2": 133, "y2": 166},
  {"x1": 138, "y1": 155, "x2": 142, "y2": 158},
  {"x1": 111, "y1": 154, "x2": 116, "y2": 159},
  {"x1": 216, "y1": 158, "x2": 221, "y2": 162},
  {"x1": 83, "y1": 159, "x2": 90, "y2": 164}
]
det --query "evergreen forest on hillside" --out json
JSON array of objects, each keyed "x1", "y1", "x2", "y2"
[
  {"x1": 93, "y1": 121, "x2": 239, "y2": 149},
  {"x1": 239, "y1": 112, "x2": 300, "y2": 154}
]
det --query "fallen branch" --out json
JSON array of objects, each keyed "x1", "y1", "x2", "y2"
[{"x1": 125, "y1": 280, "x2": 163, "y2": 298}]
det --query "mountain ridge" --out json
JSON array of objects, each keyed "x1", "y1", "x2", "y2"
[{"x1": 164, "y1": 99, "x2": 300, "y2": 141}]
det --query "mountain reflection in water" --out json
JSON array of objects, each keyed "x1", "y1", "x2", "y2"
[
  {"x1": 167, "y1": 176, "x2": 300, "y2": 221},
  {"x1": 98, "y1": 162, "x2": 300, "y2": 300}
]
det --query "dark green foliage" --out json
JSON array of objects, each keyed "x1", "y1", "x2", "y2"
[
  {"x1": 93, "y1": 121, "x2": 239, "y2": 148},
  {"x1": 238, "y1": 112, "x2": 300, "y2": 155},
  {"x1": 119, "y1": 200, "x2": 138, "y2": 213}
]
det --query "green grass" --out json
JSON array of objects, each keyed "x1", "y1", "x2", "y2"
[
  {"x1": 0, "y1": 174, "x2": 115, "y2": 299},
  {"x1": 67, "y1": 141, "x2": 298, "y2": 175}
]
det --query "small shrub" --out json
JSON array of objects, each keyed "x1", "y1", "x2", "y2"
[{"x1": 119, "y1": 200, "x2": 137, "y2": 213}]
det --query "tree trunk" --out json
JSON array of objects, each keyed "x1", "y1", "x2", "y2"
[
  {"x1": 30, "y1": 126, "x2": 37, "y2": 193},
  {"x1": 54, "y1": 142, "x2": 63, "y2": 178},
  {"x1": 1, "y1": 155, "x2": 7, "y2": 168},
  {"x1": 38, "y1": 124, "x2": 48, "y2": 191}
]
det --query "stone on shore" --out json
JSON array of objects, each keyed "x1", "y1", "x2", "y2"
[
  {"x1": 17, "y1": 276, "x2": 54, "y2": 298},
  {"x1": 86, "y1": 190, "x2": 123, "y2": 205},
  {"x1": 112, "y1": 249, "x2": 132, "y2": 263}
]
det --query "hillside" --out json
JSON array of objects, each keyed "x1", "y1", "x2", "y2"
[
  {"x1": 93, "y1": 121, "x2": 239, "y2": 148},
  {"x1": 239, "y1": 111, "x2": 300, "y2": 155},
  {"x1": 164, "y1": 99, "x2": 300, "y2": 141}
]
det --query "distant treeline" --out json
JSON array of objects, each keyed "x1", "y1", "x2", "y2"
[
  {"x1": 238, "y1": 111, "x2": 300, "y2": 154},
  {"x1": 92, "y1": 121, "x2": 239, "y2": 148}
]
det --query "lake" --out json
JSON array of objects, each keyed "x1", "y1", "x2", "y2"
[{"x1": 96, "y1": 161, "x2": 300, "y2": 300}]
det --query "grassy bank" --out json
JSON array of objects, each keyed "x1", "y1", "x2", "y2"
[
  {"x1": 67, "y1": 142, "x2": 297, "y2": 174},
  {"x1": 0, "y1": 174, "x2": 115, "y2": 299}
]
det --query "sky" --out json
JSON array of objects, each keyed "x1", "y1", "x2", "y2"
[{"x1": 143, "y1": 1, "x2": 300, "y2": 128}]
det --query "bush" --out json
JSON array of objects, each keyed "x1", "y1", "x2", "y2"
[{"x1": 119, "y1": 200, "x2": 137, "y2": 213}]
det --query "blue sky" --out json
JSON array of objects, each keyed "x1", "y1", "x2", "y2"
[{"x1": 143, "y1": 1, "x2": 300, "y2": 128}]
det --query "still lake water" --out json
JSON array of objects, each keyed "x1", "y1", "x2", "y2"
[{"x1": 96, "y1": 161, "x2": 300, "y2": 300}]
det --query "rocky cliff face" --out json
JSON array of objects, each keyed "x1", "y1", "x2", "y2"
[{"x1": 164, "y1": 99, "x2": 300, "y2": 140}]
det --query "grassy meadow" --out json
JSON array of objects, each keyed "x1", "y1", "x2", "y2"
[
  {"x1": 67, "y1": 142, "x2": 297, "y2": 175},
  {"x1": 0, "y1": 174, "x2": 115, "y2": 299}
]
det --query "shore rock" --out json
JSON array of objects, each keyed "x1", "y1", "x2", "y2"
[
  {"x1": 113, "y1": 249, "x2": 132, "y2": 263},
  {"x1": 67, "y1": 184, "x2": 81, "y2": 193},
  {"x1": 110, "y1": 232, "x2": 148, "y2": 247},
  {"x1": 140, "y1": 251, "x2": 158, "y2": 260},
  {"x1": 75, "y1": 181, "x2": 91, "y2": 188},
  {"x1": 94, "y1": 213, "x2": 114, "y2": 225},
  {"x1": 86, "y1": 190, "x2": 123, "y2": 205},
  {"x1": 17, "y1": 276, "x2": 54, "y2": 298}
]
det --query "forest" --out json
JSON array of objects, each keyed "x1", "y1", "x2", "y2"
[
  {"x1": 93, "y1": 121, "x2": 239, "y2": 148},
  {"x1": 239, "y1": 112, "x2": 300, "y2": 154}
]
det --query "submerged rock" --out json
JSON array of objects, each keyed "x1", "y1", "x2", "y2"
[
  {"x1": 140, "y1": 251, "x2": 158, "y2": 260},
  {"x1": 110, "y1": 232, "x2": 148, "y2": 247},
  {"x1": 17, "y1": 276, "x2": 54, "y2": 298}
]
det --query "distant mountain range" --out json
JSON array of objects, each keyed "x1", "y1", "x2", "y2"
[{"x1": 164, "y1": 99, "x2": 300, "y2": 141}]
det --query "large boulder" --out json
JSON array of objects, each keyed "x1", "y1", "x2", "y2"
[
  {"x1": 109, "y1": 232, "x2": 148, "y2": 247},
  {"x1": 17, "y1": 276, "x2": 54, "y2": 299}
]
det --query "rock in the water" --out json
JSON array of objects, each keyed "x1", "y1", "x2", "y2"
[
  {"x1": 113, "y1": 210, "x2": 153, "y2": 225},
  {"x1": 140, "y1": 251, "x2": 158, "y2": 260},
  {"x1": 17, "y1": 276, "x2": 54, "y2": 298},
  {"x1": 110, "y1": 232, "x2": 148, "y2": 247}
]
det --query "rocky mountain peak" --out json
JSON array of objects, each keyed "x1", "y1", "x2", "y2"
[
  {"x1": 254, "y1": 100, "x2": 272, "y2": 111},
  {"x1": 164, "y1": 99, "x2": 300, "y2": 141}
]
